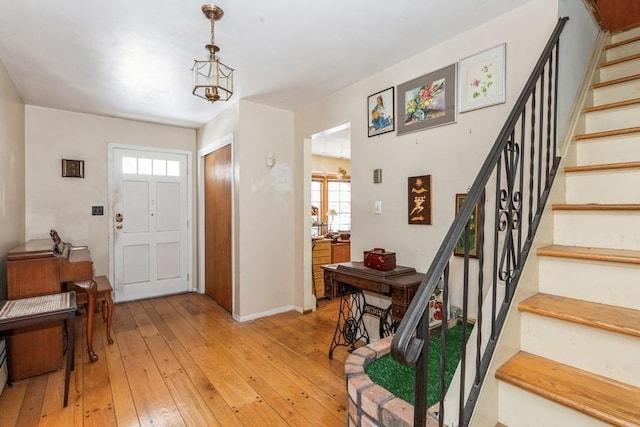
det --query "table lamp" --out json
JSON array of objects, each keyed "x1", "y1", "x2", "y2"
[{"x1": 327, "y1": 209, "x2": 338, "y2": 232}]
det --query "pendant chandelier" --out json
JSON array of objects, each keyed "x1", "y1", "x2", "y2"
[{"x1": 192, "y1": 4, "x2": 234, "y2": 103}]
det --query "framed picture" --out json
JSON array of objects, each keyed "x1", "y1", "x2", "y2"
[
  {"x1": 61, "y1": 159, "x2": 84, "y2": 178},
  {"x1": 454, "y1": 193, "x2": 480, "y2": 258},
  {"x1": 408, "y1": 175, "x2": 431, "y2": 225},
  {"x1": 367, "y1": 87, "x2": 394, "y2": 137},
  {"x1": 396, "y1": 63, "x2": 457, "y2": 136},
  {"x1": 458, "y1": 43, "x2": 506, "y2": 113}
]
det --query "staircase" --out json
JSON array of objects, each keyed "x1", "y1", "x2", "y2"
[{"x1": 495, "y1": 27, "x2": 640, "y2": 426}]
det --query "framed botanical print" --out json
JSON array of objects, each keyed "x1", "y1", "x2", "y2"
[
  {"x1": 458, "y1": 43, "x2": 506, "y2": 113},
  {"x1": 408, "y1": 175, "x2": 431, "y2": 225},
  {"x1": 396, "y1": 63, "x2": 457, "y2": 135},
  {"x1": 367, "y1": 87, "x2": 395, "y2": 137},
  {"x1": 454, "y1": 193, "x2": 479, "y2": 258}
]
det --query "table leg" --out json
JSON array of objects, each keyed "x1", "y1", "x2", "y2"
[{"x1": 328, "y1": 288, "x2": 369, "y2": 359}]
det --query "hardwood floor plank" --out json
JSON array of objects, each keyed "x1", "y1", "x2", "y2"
[
  {"x1": 0, "y1": 379, "x2": 28, "y2": 426},
  {"x1": 103, "y1": 322, "x2": 140, "y2": 426},
  {"x1": 115, "y1": 303, "x2": 186, "y2": 427},
  {"x1": 0, "y1": 293, "x2": 349, "y2": 426},
  {"x1": 169, "y1": 298, "x2": 344, "y2": 426},
  {"x1": 234, "y1": 400, "x2": 289, "y2": 427},
  {"x1": 142, "y1": 298, "x2": 243, "y2": 427},
  {"x1": 128, "y1": 301, "x2": 221, "y2": 426},
  {"x1": 171, "y1": 294, "x2": 347, "y2": 420},
  {"x1": 16, "y1": 375, "x2": 47, "y2": 426},
  {"x1": 81, "y1": 318, "x2": 117, "y2": 427}
]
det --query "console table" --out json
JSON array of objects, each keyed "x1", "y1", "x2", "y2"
[{"x1": 322, "y1": 262, "x2": 424, "y2": 358}]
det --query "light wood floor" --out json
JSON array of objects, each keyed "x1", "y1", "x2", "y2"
[{"x1": 0, "y1": 293, "x2": 349, "y2": 426}]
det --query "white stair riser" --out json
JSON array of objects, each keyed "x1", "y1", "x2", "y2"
[
  {"x1": 565, "y1": 169, "x2": 640, "y2": 204},
  {"x1": 612, "y1": 28, "x2": 640, "y2": 44},
  {"x1": 521, "y1": 313, "x2": 640, "y2": 387},
  {"x1": 576, "y1": 133, "x2": 640, "y2": 166},
  {"x1": 605, "y1": 41, "x2": 640, "y2": 62},
  {"x1": 539, "y1": 257, "x2": 640, "y2": 310},
  {"x1": 584, "y1": 104, "x2": 640, "y2": 133},
  {"x1": 553, "y1": 211, "x2": 640, "y2": 250},
  {"x1": 593, "y1": 79, "x2": 640, "y2": 104},
  {"x1": 498, "y1": 382, "x2": 609, "y2": 427},
  {"x1": 599, "y1": 57, "x2": 640, "y2": 81}
]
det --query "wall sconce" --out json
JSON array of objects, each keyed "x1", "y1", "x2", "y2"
[{"x1": 265, "y1": 152, "x2": 276, "y2": 169}]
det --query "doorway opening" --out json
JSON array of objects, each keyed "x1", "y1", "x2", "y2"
[{"x1": 310, "y1": 123, "x2": 351, "y2": 307}]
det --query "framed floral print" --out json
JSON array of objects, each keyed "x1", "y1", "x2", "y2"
[
  {"x1": 367, "y1": 87, "x2": 395, "y2": 137},
  {"x1": 408, "y1": 175, "x2": 432, "y2": 225},
  {"x1": 458, "y1": 43, "x2": 506, "y2": 113},
  {"x1": 454, "y1": 193, "x2": 479, "y2": 258},
  {"x1": 396, "y1": 63, "x2": 457, "y2": 136}
]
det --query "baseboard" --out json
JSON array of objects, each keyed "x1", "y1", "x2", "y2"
[{"x1": 233, "y1": 304, "x2": 296, "y2": 322}]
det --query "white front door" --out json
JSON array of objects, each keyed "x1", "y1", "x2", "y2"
[{"x1": 111, "y1": 147, "x2": 189, "y2": 302}]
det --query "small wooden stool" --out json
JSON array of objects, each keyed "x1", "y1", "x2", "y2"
[
  {"x1": 0, "y1": 292, "x2": 76, "y2": 407},
  {"x1": 72, "y1": 276, "x2": 114, "y2": 362}
]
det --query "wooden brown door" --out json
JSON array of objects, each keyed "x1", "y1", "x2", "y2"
[{"x1": 204, "y1": 144, "x2": 232, "y2": 312}]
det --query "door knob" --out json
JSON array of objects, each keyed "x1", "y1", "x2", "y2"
[
  {"x1": 115, "y1": 213, "x2": 123, "y2": 223},
  {"x1": 115, "y1": 224, "x2": 123, "y2": 230}
]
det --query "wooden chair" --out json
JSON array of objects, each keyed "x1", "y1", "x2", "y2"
[
  {"x1": 71, "y1": 276, "x2": 114, "y2": 362},
  {"x1": 0, "y1": 291, "x2": 76, "y2": 407}
]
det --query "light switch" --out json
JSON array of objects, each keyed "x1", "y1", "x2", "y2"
[{"x1": 374, "y1": 201, "x2": 382, "y2": 215}]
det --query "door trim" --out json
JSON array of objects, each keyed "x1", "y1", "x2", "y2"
[
  {"x1": 107, "y1": 143, "x2": 193, "y2": 299},
  {"x1": 197, "y1": 134, "x2": 235, "y2": 315}
]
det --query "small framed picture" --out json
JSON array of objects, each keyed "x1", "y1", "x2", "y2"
[
  {"x1": 396, "y1": 63, "x2": 457, "y2": 136},
  {"x1": 62, "y1": 159, "x2": 84, "y2": 178},
  {"x1": 367, "y1": 87, "x2": 394, "y2": 137},
  {"x1": 454, "y1": 193, "x2": 479, "y2": 258},
  {"x1": 458, "y1": 43, "x2": 506, "y2": 113},
  {"x1": 408, "y1": 175, "x2": 432, "y2": 225}
]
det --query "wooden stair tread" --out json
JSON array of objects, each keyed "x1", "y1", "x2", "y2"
[
  {"x1": 592, "y1": 73, "x2": 640, "y2": 89},
  {"x1": 584, "y1": 97, "x2": 640, "y2": 113},
  {"x1": 552, "y1": 203, "x2": 640, "y2": 211},
  {"x1": 496, "y1": 351, "x2": 640, "y2": 426},
  {"x1": 519, "y1": 293, "x2": 640, "y2": 338},
  {"x1": 598, "y1": 53, "x2": 640, "y2": 69},
  {"x1": 605, "y1": 35, "x2": 640, "y2": 50},
  {"x1": 565, "y1": 160, "x2": 640, "y2": 173},
  {"x1": 537, "y1": 244, "x2": 640, "y2": 265},
  {"x1": 575, "y1": 126, "x2": 640, "y2": 141}
]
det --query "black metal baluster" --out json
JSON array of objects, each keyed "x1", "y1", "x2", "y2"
[{"x1": 439, "y1": 264, "x2": 450, "y2": 427}]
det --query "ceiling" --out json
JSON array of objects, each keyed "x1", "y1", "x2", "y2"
[{"x1": 0, "y1": 0, "x2": 533, "y2": 130}]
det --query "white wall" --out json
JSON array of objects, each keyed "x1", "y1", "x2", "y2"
[
  {"x1": 25, "y1": 106, "x2": 196, "y2": 280},
  {"x1": 295, "y1": 0, "x2": 563, "y2": 313},
  {"x1": 235, "y1": 100, "x2": 295, "y2": 319},
  {"x1": 0, "y1": 59, "x2": 25, "y2": 301}
]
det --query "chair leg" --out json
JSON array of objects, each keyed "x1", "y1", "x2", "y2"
[
  {"x1": 64, "y1": 314, "x2": 75, "y2": 407},
  {"x1": 102, "y1": 297, "x2": 114, "y2": 345},
  {"x1": 85, "y1": 281, "x2": 98, "y2": 362}
]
